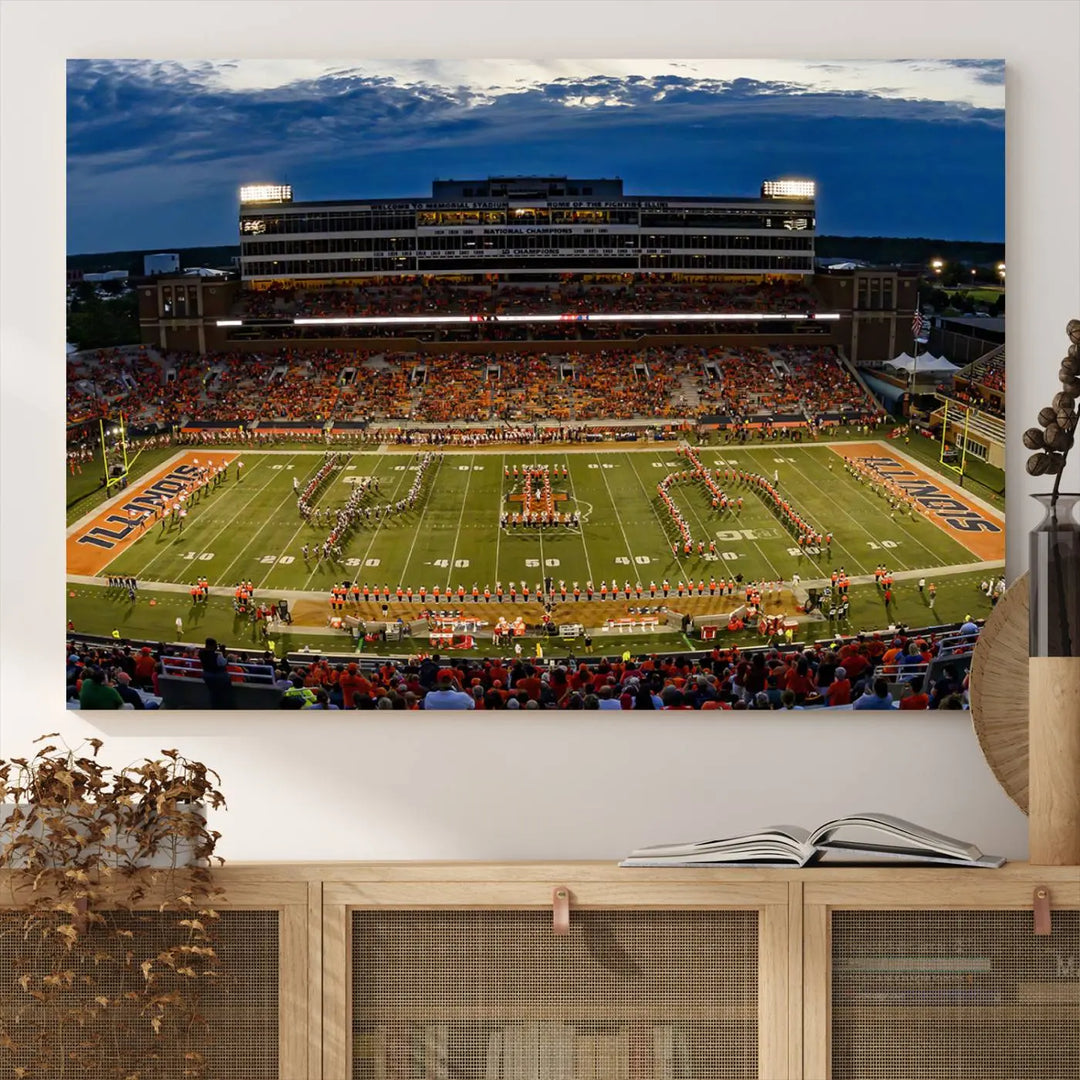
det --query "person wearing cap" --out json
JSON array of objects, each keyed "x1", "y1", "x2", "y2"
[
  {"x1": 339, "y1": 663, "x2": 370, "y2": 709},
  {"x1": 133, "y1": 646, "x2": 157, "y2": 688},
  {"x1": 113, "y1": 671, "x2": 145, "y2": 709}
]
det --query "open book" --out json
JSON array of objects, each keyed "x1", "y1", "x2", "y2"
[{"x1": 620, "y1": 812, "x2": 1006, "y2": 868}]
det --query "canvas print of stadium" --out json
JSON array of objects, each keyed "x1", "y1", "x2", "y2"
[{"x1": 65, "y1": 59, "x2": 1006, "y2": 710}]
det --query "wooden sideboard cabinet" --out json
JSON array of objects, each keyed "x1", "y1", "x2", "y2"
[
  {"x1": 801, "y1": 866, "x2": 1080, "y2": 1080},
  {"x1": 2, "y1": 863, "x2": 1076, "y2": 1080}
]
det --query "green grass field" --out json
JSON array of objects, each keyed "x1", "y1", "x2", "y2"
[
  {"x1": 84, "y1": 445, "x2": 994, "y2": 591},
  {"x1": 66, "y1": 569, "x2": 1000, "y2": 658},
  {"x1": 67, "y1": 440, "x2": 1005, "y2": 649}
]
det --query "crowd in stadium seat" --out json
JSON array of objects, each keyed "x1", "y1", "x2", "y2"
[
  {"x1": 65, "y1": 627, "x2": 977, "y2": 711},
  {"x1": 68, "y1": 343, "x2": 877, "y2": 430},
  {"x1": 235, "y1": 277, "x2": 820, "y2": 321}
]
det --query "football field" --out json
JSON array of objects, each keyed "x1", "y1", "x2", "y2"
[{"x1": 68, "y1": 441, "x2": 1004, "y2": 639}]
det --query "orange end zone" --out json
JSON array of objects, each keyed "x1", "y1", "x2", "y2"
[
  {"x1": 830, "y1": 443, "x2": 1004, "y2": 562},
  {"x1": 67, "y1": 452, "x2": 239, "y2": 576}
]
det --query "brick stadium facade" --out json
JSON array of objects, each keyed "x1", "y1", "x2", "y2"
[{"x1": 137, "y1": 267, "x2": 918, "y2": 365}]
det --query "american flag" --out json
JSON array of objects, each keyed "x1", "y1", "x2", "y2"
[{"x1": 912, "y1": 308, "x2": 925, "y2": 339}]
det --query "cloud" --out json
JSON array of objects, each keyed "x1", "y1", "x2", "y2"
[{"x1": 66, "y1": 59, "x2": 1004, "y2": 251}]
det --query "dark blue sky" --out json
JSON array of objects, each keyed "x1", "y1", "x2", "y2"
[{"x1": 66, "y1": 59, "x2": 1005, "y2": 253}]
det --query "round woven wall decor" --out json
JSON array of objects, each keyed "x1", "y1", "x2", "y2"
[{"x1": 969, "y1": 574, "x2": 1029, "y2": 814}]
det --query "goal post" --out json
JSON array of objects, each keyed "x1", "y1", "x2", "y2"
[
  {"x1": 938, "y1": 398, "x2": 970, "y2": 481},
  {"x1": 98, "y1": 413, "x2": 140, "y2": 492}
]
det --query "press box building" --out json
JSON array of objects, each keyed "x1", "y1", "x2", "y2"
[{"x1": 138, "y1": 178, "x2": 920, "y2": 363}]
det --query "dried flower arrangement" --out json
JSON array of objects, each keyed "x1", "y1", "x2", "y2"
[
  {"x1": 1023, "y1": 319, "x2": 1080, "y2": 488},
  {"x1": 1024, "y1": 320, "x2": 1080, "y2": 659},
  {"x1": 0, "y1": 736, "x2": 226, "y2": 1079}
]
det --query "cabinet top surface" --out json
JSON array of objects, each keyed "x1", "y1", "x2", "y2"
[{"x1": 180, "y1": 860, "x2": 1079, "y2": 882}]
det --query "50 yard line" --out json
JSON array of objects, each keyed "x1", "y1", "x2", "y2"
[{"x1": 494, "y1": 453, "x2": 505, "y2": 584}]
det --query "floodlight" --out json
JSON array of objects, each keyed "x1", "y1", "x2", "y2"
[{"x1": 239, "y1": 184, "x2": 293, "y2": 204}]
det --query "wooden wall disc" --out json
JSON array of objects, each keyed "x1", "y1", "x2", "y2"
[{"x1": 970, "y1": 574, "x2": 1030, "y2": 814}]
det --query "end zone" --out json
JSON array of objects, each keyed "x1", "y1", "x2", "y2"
[
  {"x1": 66, "y1": 451, "x2": 240, "y2": 576},
  {"x1": 830, "y1": 442, "x2": 1004, "y2": 562}
]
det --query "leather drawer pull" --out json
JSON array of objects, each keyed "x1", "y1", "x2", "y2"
[
  {"x1": 553, "y1": 887, "x2": 570, "y2": 936},
  {"x1": 1033, "y1": 886, "x2": 1052, "y2": 936}
]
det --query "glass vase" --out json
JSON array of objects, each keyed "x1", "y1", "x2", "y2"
[{"x1": 1029, "y1": 492, "x2": 1080, "y2": 657}]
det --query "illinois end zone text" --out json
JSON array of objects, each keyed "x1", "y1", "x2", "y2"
[
  {"x1": 831, "y1": 443, "x2": 1004, "y2": 563},
  {"x1": 66, "y1": 452, "x2": 239, "y2": 576}
]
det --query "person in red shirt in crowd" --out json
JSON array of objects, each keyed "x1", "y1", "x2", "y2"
[
  {"x1": 866, "y1": 634, "x2": 887, "y2": 664},
  {"x1": 826, "y1": 667, "x2": 852, "y2": 707},
  {"x1": 839, "y1": 645, "x2": 870, "y2": 685},
  {"x1": 514, "y1": 665, "x2": 544, "y2": 699},
  {"x1": 133, "y1": 646, "x2": 158, "y2": 690},
  {"x1": 339, "y1": 662, "x2": 371, "y2": 709},
  {"x1": 898, "y1": 674, "x2": 930, "y2": 710},
  {"x1": 784, "y1": 658, "x2": 816, "y2": 704}
]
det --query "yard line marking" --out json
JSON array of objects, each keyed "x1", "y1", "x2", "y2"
[
  {"x1": 805, "y1": 446, "x2": 945, "y2": 567},
  {"x1": 722, "y1": 447, "x2": 851, "y2": 576},
  {"x1": 213, "y1": 455, "x2": 310, "y2": 586},
  {"x1": 623, "y1": 451, "x2": 692, "y2": 582},
  {"x1": 399, "y1": 456, "x2": 446, "y2": 589},
  {"x1": 758, "y1": 447, "x2": 871, "y2": 575},
  {"x1": 295, "y1": 451, "x2": 393, "y2": 596},
  {"x1": 734, "y1": 446, "x2": 912, "y2": 573},
  {"x1": 125, "y1": 455, "x2": 275, "y2": 580},
  {"x1": 348, "y1": 454, "x2": 420, "y2": 580},
  {"x1": 594, "y1": 452, "x2": 636, "y2": 575},
  {"x1": 494, "y1": 454, "x2": 505, "y2": 584},
  {"x1": 668, "y1": 452, "x2": 781, "y2": 582},
  {"x1": 270, "y1": 453, "x2": 362, "y2": 596},
  {"x1": 444, "y1": 454, "x2": 475, "y2": 588},
  {"x1": 562, "y1": 456, "x2": 595, "y2": 585},
  {"x1": 126, "y1": 451, "x2": 274, "y2": 578}
]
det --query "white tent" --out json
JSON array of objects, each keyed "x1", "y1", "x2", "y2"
[
  {"x1": 885, "y1": 353, "x2": 960, "y2": 374},
  {"x1": 885, "y1": 352, "x2": 916, "y2": 371}
]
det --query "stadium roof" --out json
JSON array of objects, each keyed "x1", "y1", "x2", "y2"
[{"x1": 939, "y1": 315, "x2": 1006, "y2": 334}]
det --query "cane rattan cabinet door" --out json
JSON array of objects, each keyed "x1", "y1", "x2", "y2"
[
  {"x1": 829, "y1": 908, "x2": 1079, "y2": 1080},
  {"x1": 0, "y1": 908, "x2": 282, "y2": 1079},
  {"x1": 803, "y1": 870, "x2": 1080, "y2": 1080},
  {"x1": 350, "y1": 908, "x2": 759, "y2": 1080}
]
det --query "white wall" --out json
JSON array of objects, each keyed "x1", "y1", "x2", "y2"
[{"x1": 1, "y1": 1, "x2": 1077, "y2": 863}]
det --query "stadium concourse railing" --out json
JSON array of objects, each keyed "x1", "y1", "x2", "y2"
[{"x1": 65, "y1": 621, "x2": 981, "y2": 710}]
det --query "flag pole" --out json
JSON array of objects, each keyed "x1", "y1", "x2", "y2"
[{"x1": 910, "y1": 306, "x2": 921, "y2": 419}]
